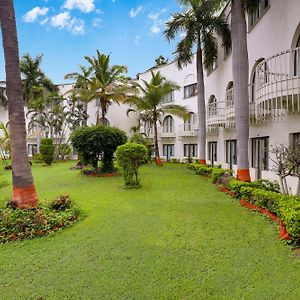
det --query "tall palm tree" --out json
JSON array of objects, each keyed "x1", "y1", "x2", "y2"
[
  {"x1": 0, "y1": 122, "x2": 10, "y2": 155},
  {"x1": 128, "y1": 71, "x2": 189, "y2": 166},
  {"x1": 20, "y1": 53, "x2": 57, "y2": 104},
  {"x1": 229, "y1": 0, "x2": 259, "y2": 181},
  {"x1": 65, "y1": 51, "x2": 134, "y2": 125},
  {"x1": 164, "y1": 0, "x2": 231, "y2": 165},
  {"x1": 0, "y1": 0, "x2": 38, "y2": 208}
]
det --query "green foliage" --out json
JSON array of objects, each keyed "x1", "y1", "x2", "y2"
[
  {"x1": 211, "y1": 168, "x2": 233, "y2": 184},
  {"x1": 32, "y1": 153, "x2": 43, "y2": 163},
  {"x1": 58, "y1": 143, "x2": 72, "y2": 160},
  {"x1": 40, "y1": 138, "x2": 55, "y2": 165},
  {"x1": 71, "y1": 125, "x2": 127, "y2": 173},
  {"x1": 129, "y1": 133, "x2": 151, "y2": 161},
  {"x1": 0, "y1": 196, "x2": 79, "y2": 243},
  {"x1": 187, "y1": 163, "x2": 215, "y2": 176},
  {"x1": 116, "y1": 143, "x2": 148, "y2": 188},
  {"x1": 0, "y1": 180, "x2": 9, "y2": 189},
  {"x1": 228, "y1": 179, "x2": 252, "y2": 198},
  {"x1": 49, "y1": 194, "x2": 72, "y2": 211}
]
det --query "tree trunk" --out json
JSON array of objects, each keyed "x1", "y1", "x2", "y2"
[
  {"x1": 278, "y1": 175, "x2": 286, "y2": 195},
  {"x1": 0, "y1": 0, "x2": 38, "y2": 208},
  {"x1": 153, "y1": 116, "x2": 162, "y2": 166},
  {"x1": 296, "y1": 178, "x2": 300, "y2": 196},
  {"x1": 231, "y1": 0, "x2": 251, "y2": 182},
  {"x1": 196, "y1": 42, "x2": 207, "y2": 165}
]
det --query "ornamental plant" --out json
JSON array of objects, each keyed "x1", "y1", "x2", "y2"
[
  {"x1": 116, "y1": 143, "x2": 148, "y2": 188},
  {"x1": 71, "y1": 125, "x2": 127, "y2": 173},
  {"x1": 40, "y1": 138, "x2": 55, "y2": 166},
  {"x1": 57, "y1": 143, "x2": 71, "y2": 160}
]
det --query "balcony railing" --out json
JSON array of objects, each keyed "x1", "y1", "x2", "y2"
[
  {"x1": 177, "y1": 124, "x2": 198, "y2": 137},
  {"x1": 255, "y1": 47, "x2": 300, "y2": 122},
  {"x1": 159, "y1": 126, "x2": 177, "y2": 138}
]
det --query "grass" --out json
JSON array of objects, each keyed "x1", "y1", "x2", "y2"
[{"x1": 0, "y1": 161, "x2": 300, "y2": 299}]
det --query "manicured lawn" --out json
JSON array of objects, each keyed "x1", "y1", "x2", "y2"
[{"x1": 0, "y1": 162, "x2": 300, "y2": 299}]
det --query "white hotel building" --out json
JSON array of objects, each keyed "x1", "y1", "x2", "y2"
[{"x1": 0, "y1": 0, "x2": 299, "y2": 192}]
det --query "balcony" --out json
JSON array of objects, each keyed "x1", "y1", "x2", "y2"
[
  {"x1": 207, "y1": 103, "x2": 225, "y2": 133},
  {"x1": 159, "y1": 127, "x2": 177, "y2": 138},
  {"x1": 254, "y1": 47, "x2": 300, "y2": 122},
  {"x1": 177, "y1": 124, "x2": 198, "y2": 138}
]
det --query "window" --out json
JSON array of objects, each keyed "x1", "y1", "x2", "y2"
[
  {"x1": 207, "y1": 60, "x2": 217, "y2": 75},
  {"x1": 163, "y1": 116, "x2": 174, "y2": 133},
  {"x1": 252, "y1": 137, "x2": 269, "y2": 171},
  {"x1": 226, "y1": 82, "x2": 234, "y2": 108},
  {"x1": 208, "y1": 96, "x2": 218, "y2": 116},
  {"x1": 162, "y1": 91, "x2": 174, "y2": 103},
  {"x1": 27, "y1": 144, "x2": 37, "y2": 156},
  {"x1": 248, "y1": 0, "x2": 270, "y2": 30},
  {"x1": 292, "y1": 133, "x2": 300, "y2": 152},
  {"x1": 226, "y1": 140, "x2": 237, "y2": 168},
  {"x1": 184, "y1": 144, "x2": 198, "y2": 158},
  {"x1": 144, "y1": 121, "x2": 153, "y2": 136},
  {"x1": 294, "y1": 35, "x2": 300, "y2": 76},
  {"x1": 184, "y1": 83, "x2": 197, "y2": 98},
  {"x1": 184, "y1": 113, "x2": 196, "y2": 131},
  {"x1": 208, "y1": 141, "x2": 217, "y2": 164},
  {"x1": 163, "y1": 144, "x2": 175, "y2": 160}
]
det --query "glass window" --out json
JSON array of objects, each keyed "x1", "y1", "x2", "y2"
[
  {"x1": 208, "y1": 96, "x2": 218, "y2": 116},
  {"x1": 226, "y1": 82, "x2": 234, "y2": 108},
  {"x1": 208, "y1": 142, "x2": 217, "y2": 162},
  {"x1": 293, "y1": 133, "x2": 300, "y2": 152},
  {"x1": 27, "y1": 144, "x2": 37, "y2": 156},
  {"x1": 163, "y1": 144, "x2": 175, "y2": 159},
  {"x1": 162, "y1": 91, "x2": 174, "y2": 103},
  {"x1": 226, "y1": 140, "x2": 237, "y2": 166},
  {"x1": 184, "y1": 144, "x2": 198, "y2": 157},
  {"x1": 248, "y1": 0, "x2": 270, "y2": 30},
  {"x1": 184, "y1": 113, "x2": 196, "y2": 131},
  {"x1": 252, "y1": 137, "x2": 269, "y2": 170},
  {"x1": 163, "y1": 116, "x2": 174, "y2": 133},
  {"x1": 184, "y1": 83, "x2": 197, "y2": 98}
]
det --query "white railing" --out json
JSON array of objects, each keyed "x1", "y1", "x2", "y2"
[
  {"x1": 178, "y1": 124, "x2": 198, "y2": 137},
  {"x1": 255, "y1": 47, "x2": 300, "y2": 122},
  {"x1": 160, "y1": 126, "x2": 177, "y2": 138},
  {"x1": 206, "y1": 102, "x2": 225, "y2": 132}
]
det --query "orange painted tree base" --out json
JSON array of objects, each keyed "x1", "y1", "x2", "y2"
[
  {"x1": 237, "y1": 169, "x2": 251, "y2": 182},
  {"x1": 199, "y1": 159, "x2": 206, "y2": 165},
  {"x1": 155, "y1": 157, "x2": 163, "y2": 166},
  {"x1": 12, "y1": 184, "x2": 38, "y2": 209}
]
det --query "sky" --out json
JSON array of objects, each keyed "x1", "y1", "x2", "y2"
[{"x1": 0, "y1": 0, "x2": 183, "y2": 84}]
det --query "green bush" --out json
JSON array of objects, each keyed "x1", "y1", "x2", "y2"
[
  {"x1": 40, "y1": 138, "x2": 55, "y2": 166},
  {"x1": 187, "y1": 163, "x2": 214, "y2": 176},
  {"x1": 32, "y1": 153, "x2": 43, "y2": 163},
  {"x1": 211, "y1": 168, "x2": 233, "y2": 184},
  {"x1": 250, "y1": 179, "x2": 280, "y2": 193},
  {"x1": 0, "y1": 180, "x2": 9, "y2": 189},
  {"x1": 228, "y1": 179, "x2": 252, "y2": 198},
  {"x1": 57, "y1": 143, "x2": 71, "y2": 160},
  {"x1": 0, "y1": 196, "x2": 79, "y2": 243},
  {"x1": 116, "y1": 143, "x2": 148, "y2": 188},
  {"x1": 71, "y1": 125, "x2": 127, "y2": 173}
]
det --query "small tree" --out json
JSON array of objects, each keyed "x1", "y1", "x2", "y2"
[
  {"x1": 57, "y1": 143, "x2": 71, "y2": 160},
  {"x1": 40, "y1": 138, "x2": 55, "y2": 166},
  {"x1": 116, "y1": 143, "x2": 148, "y2": 188},
  {"x1": 71, "y1": 125, "x2": 127, "y2": 173}
]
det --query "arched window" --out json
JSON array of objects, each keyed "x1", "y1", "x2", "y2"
[
  {"x1": 226, "y1": 81, "x2": 234, "y2": 107},
  {"x1": 144, "y1": 121, "x2": 153, "y2": 136},
  {"x1": 184, "y1": 112, "x2": 196, "y2": 131},
  {"x1": 208, "y1": 96, "x2": 217, "y2": 116},
  {"x1": 250, "y1": 58, "x2": 265, "y2": 103},
  {"x1": 294, "y1": 34, "x2": 300, "y2": 76},
  {"x1": 163, "y1": 116, "x2": 174, "y2": 133}
]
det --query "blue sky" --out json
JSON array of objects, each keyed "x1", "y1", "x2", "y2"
[{"x1": 0, "y1": 0, "x2": 183, "y2": 83}]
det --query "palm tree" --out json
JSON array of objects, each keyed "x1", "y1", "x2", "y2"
[
  {"x1": 20, "y1": 53, "x2": 57, "y2": 104},
  {"x1": 0, "y1": 122, "x2": 10, "y2": 155},
  {"x1": 0, "y1": 86, "x2": 8, "y2": 109},
  {"x1": 230, "y1": 0, "x2": 259, "y2": 181},
  {"x1": 65, "y1": 51, "x2": 134, "y2": 125},
  {"x1": 164, "y1": 0, "x2": 231, "y2": 165},
  {"x1": 128, "y1": 71, "x2": 189, "y2": 166},
  {"x1": 0, "y1": 0, "x2": 38, "y2": 208}
]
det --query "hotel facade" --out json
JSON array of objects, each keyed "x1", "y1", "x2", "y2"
[{"x1": 0, "y1": 0, "x2": 300, "y2": 192}]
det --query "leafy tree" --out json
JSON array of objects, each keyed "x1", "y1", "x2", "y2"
[
  {"x1": 127, "y1": 71, "x2": 189, "y2": 165},
  {"x1": 164, "y1": 0, "x2": 231, "y2": 164},
  {"x1": 65, "y1": 50, "x2": 136, "y2": 125},
  {"x1": 0, "y1": 0, "x2": 38, "y2": 208},
  {"x1": 155, "y1": 55, "x2": 169, "y2": 66},
  {"x1": 40, "y1": 138, "x2": 55, "y2": 166},
  {"x1": 116, "y1": 143, "x2": 148, "y2": 188},
  {"x1": 57, "y1": 143, "x2": 72, "y2": 160},
  {"x1": 71, "y1": 125, "x2": 127, "y2": 173}
]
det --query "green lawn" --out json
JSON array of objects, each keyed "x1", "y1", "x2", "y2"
[{"x1": 0, "y1": 162, "x2": 300, "y2": 299}]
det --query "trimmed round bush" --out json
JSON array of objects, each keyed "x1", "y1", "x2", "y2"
[
  {"x1": 40, "y1": 138, "x2": 55, "y2": 166},
  {"x1": 116, "y1": 143, "x2": 148, "y2": 187}
]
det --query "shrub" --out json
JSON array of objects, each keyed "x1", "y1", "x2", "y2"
[
  {"x1": 116, "y1": 143, "x2": 148, "y2": 188},
  {"x1": 211, "y1": 168, "x2": 233, "y2": 184},
  {"x1": 187, "y1": 163, "x2": 214, "y2": 176},
  {"x1": 0, "y1": 196, "x2": 79, "y2": 243},
  {"x1": 57, "y1": 144, "x2": 71, "y2": 160},
  {"x1": 0, "y1": 180, "x2": 9, "y2": 189},
  {"x1": 32, "y1": 153, "x2": 43, "y2": 163},
  {"x1": 49, "y1": 194, "x2": 72, "y2": 211},
  {"x1": 251, "y1": 179, "x2": 280, "y2": 193},
  {"x1": 40, "y1": 138, "x2": 55, "y2": 166},
  {"x1": 228, "y1": 179, "x2": 252, "y2": 198}
]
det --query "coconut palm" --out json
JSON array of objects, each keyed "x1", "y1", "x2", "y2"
[
  {"x1": 0, "y1": 122, "x2": 10, "y2": 155},
  {"x1": 20, "y1": 53, "x2": 57, "y2": 104},
  {"x1": 0, "y1": 0, "x2": 38, "y2": 208},
  {"x1": 65, "y1": 51, "x2": 134, "y2": 125},
  {"x1": 164, "y1": 0, "x2": 231, "y2": 165},
  {"x1": 229, "y1": 0, "x2": 259, "y2": 181},
  {"x1": 127, "y1": 71, "x2": 189, "y2": 165}
]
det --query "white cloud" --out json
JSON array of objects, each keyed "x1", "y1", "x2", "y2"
[
  {"x1": 51, "y1": 12, "x2": 85, "y2": 35},
  {"x1": 63, "y1": 0, "x2": 95, "y2": 13},
  {"x1": 23, "y1": 7, "x2": 49, "y2": 23},
  {"x1": 92, "y1": 18, "x2": 104, "y2": 28},
  {"x1": 134, "y1": 35, "x2": 141, "y2": 45},
  {"x1": 148, "y1": 9, "x2": 167, "y2": 35},
  {"x1": 129, "y1": 6, "x2": 143, "y2": 18}
]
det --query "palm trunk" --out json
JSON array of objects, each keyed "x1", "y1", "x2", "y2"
[
  {"x1": 231, "y1": 0, "x2": 251, "y2": 182},
  {"x1": 153, "y1": 116, "x2": 162, "y2": 166},
  {"x1": 196, "y1": 42, "x2": 207, "y2": 165},
  {"x1": 0, "y1": 0, "x2": 38, "y2": 208}
]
